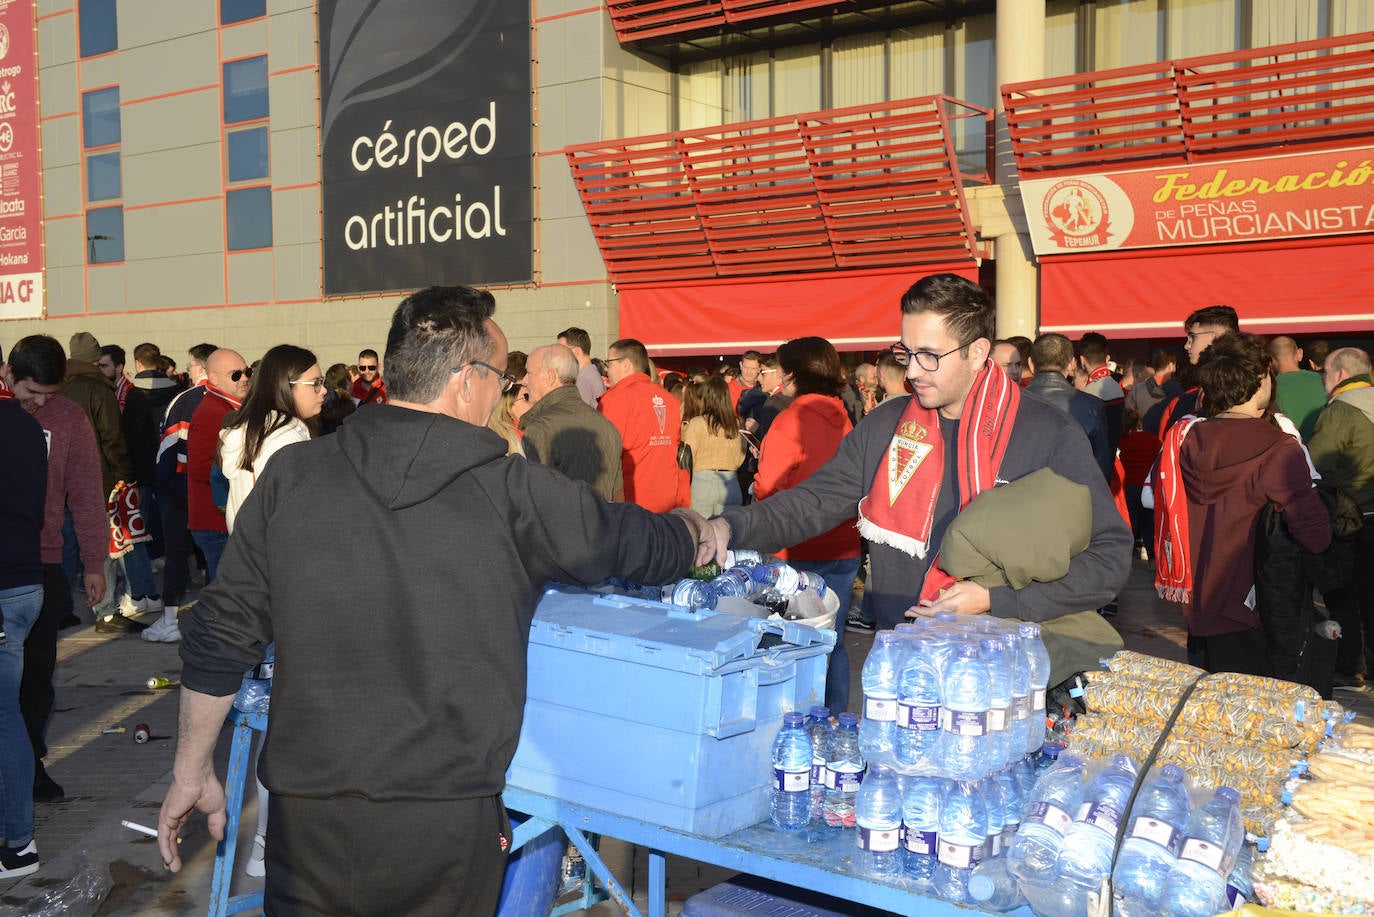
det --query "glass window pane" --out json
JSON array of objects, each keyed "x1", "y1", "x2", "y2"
[
  {"x1": 82, "y1": 87, "x2": 121, "y2": 148},
  {"x1": 87, "y1": 152, "x2": 121, "y2": 201},
  {"x1": 227, "y1": 126, "x2": 269, "y2": 182},
  {"x1": 86, "y1": 205, "x2": 124, "y2": 263},
  {"x1": 221, "y1": 0, "x2": 266, "y2": 24},
  {"x1": 227, "y1": 186, "x2": 273, "y2": 250},
  {"x1": 223, "y1": 56, "x2": 269, "y2": 124},
  {"x1": 78, "y1": 0, "x2": 117, "y2": 57}
]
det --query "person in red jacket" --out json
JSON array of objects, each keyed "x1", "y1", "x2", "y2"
[
  {"x1": 754, "y1": 336, "x2": 861, "y2": 712},
  {"x1": 187, "y1": 349, "x2": 250, "y2": 582},
  {"x1": 599, "y1": 339, "x2": 685, "y2": 513},
  {"x1": 351, "y1": 349, "x2": 387, "y2": 405},
  {"x1": 1117, "y1": 408, "x2": 1161, "y2": 563}
]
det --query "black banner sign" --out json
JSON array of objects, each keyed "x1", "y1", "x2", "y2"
[{"x1": 319, "y1": 0, "x2": 532, "y2": 295}]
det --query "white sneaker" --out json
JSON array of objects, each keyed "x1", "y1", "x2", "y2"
[
  {"x1": 118, "y1": 593, "x2": 140, "y2": 617},
  {"x1": 244, "y1": 834, "x2": 266, "y2": 878},
  {"x1": 141, "y1": 618, "x2": 181, "y2": 643},
  {"x1": 133, "y1": 594, "x2": 165, "y2": 614}
]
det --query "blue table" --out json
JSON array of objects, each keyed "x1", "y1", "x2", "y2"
[{"x1": 502, "y1": 786, "x2": 1030, "y2": 917}]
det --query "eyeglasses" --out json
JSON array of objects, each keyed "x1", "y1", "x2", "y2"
[
  {"x1": 889, "y1": 341, "x2": 969, "y2": 372},
  {"x1": 458, "y1": 359, "x2": 518, "y2": 393},
  {"x1": 358, "y1": 364, "x2": 378, "y2": 371},
  {"x1": 1184, "y1": 330, "x2": 1217, "y2": 345},
  {"x1": 604, "y1": 356, "x2": 630, "y2": 364},
  {"x1": 289, "y1": 377, "x2": 327, "y2": 393},
  {"x1": 230, "y1": 368, "x2": 252, "y2": 382}
]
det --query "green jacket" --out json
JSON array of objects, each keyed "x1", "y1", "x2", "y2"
[
  {"x1": 60, "y1": 359, "x2": 131, "y2": 495},
  {"x1": 1308, "y1": 377, "x2": 1374, "y2": 514}
]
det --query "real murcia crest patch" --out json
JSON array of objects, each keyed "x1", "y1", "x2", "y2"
[
  {"x1": 888, "y1": 423, "x2": 933, "y2": 505},
  {"x1": 652, "y1": 394, "x2": 667, "y2": 433}
]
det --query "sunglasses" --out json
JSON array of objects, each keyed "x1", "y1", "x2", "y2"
[
  {"x1": 230, "y1": 368, "x2": 252, "y2": 382},
  {"x1": 358, "y1": 364, "x2": 378, "y2": 371}
]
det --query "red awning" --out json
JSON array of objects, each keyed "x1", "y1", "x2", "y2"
[
  {"x1": 619, "y1": 263, "x2": 979, "y2": 355},
  {"x1": 1039, "y1": 235, "x2": 1374, "y2": 338}
]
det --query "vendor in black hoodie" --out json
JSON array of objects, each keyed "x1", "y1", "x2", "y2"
[{"x1": 158, "y1": 286, "x2": 707, "y2": 915}]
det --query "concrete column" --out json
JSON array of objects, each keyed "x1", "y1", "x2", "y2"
[{"x1": 992, "y1": 0, "x2": 1045, "y2": 339}]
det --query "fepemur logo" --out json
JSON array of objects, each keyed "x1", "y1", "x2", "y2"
[{"x1": 1043, "y1": 178, "x2": 1112, "y2": 249}]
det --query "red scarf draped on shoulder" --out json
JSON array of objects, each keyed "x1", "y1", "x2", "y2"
[
  {"x1": 857, "y1": 361, "x2": 1020, "y2": 601},
  {"x1": 114, "y1": 374, "x2": 132, "y2": 413},
  {"x1": 1153, "y1": 415, "x2": 1201, "y2": 603}
]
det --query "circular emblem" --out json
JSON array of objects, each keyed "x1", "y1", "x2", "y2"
[
  {"x1": 0, "y1": 24, "x2": 10, "y2": 62},
  {"x1": 0, "y1": 122, "x2": 13, "y2": 154},
  {"x1": 1043, "y1": 178, "x2": 1113, "y2": 249}
]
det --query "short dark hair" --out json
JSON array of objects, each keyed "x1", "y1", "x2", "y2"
[
  {"x1": 1149, "y1": 348, "x2": 1177, "y2": 373},
  {"x1": 1077, "y1": 332, "x2": 1110, "y2": 367},
  {"x1": 741, "y1": 349, "x2": 762, "y2": 363},
  {"x1": 777, "y1": 336, "x2": 846, "y2": 398},
  {"x1": 9, "y1": 335, "x2": 66, "y2": 385},
  {"x1": 1031, "y1": 333, "x2": 1075, "y2": 373},
  {"x1": 1197, "y1": 331, "x2": 1269, "y2": 415},
  {"x1": 358, "y1": 348, "x2": 379, "y2": 363},
  {"x1": 384, "y1": 285, "x2": 497, "y2": 403},
  {"x1": 557, "y1": 327, "x2": 591, "y2": 355},
  {"x1": 100, "y1": 344, "x2": 126, "y2": 367},
  {"x1": 1007, "y1": 336, "x2": 1033, "y2": 365},
  {"x1": 189, "y1": 343, "x2": 217, "y2": 365},
  {"x1": 133, "y1": 343, "x2": 160, "y2": 368},
  {"x1": 900, "y1": 274, "x2": 995, "y2": 347},
  {"x1": 1185, "y1": 305, "x2": 1239, "y2": 332},
  {"x1": 1305, "y1": 339, "x2": 1332, "y2": 370},
  {"x1": 608, "y1": 338, "x2": 650, "y2": 375}
]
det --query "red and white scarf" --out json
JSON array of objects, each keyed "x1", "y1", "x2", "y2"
[
  {"x1": 107, "y1": 481, "x2": 151, "y2": 559},
  {"x1": 1086, "y1": 365, "x2": 1112, "y2": 384},
  {"x1": 0, "y1": 376, "x2": 12, "y2": 400},
  {"x1": 858, "y1": 362, "x2": 1020, "y2": 601},
  {"x1": 1153, "y1": 415, "x2": 1201, "y2": 603},
  {"x1": 114, "y1": 374, "x2": 133, "y2": 413}
]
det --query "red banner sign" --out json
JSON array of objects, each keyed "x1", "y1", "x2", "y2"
[
  {"x1": 1020, "y1": 146, "x2": 1374, "y2": 257},
  {"x1": 0, "y1": 0, "x2": 41, "y2": 319}
]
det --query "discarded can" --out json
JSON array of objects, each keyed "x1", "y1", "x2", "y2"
[
  {"x1": 147, "y1": 677, "x2": 175, "y2": 690},
  {"x1": 133, "y1": 723, "x2": 151, "y2": 744}
]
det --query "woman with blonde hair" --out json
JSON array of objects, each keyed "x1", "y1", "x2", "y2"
[{"x1": 681, "y1": 376, "x2": 745, "y2": 516}]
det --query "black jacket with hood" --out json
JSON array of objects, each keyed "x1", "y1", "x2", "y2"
[{"x1": 180, "y1": 404, "x2": 694, "y2": 802}]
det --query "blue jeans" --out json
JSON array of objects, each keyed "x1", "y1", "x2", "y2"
[
  {"x1": 1, "y1": 584, "x2": 43, "y2": 847},
  {"x1": 120, "y1": 543, "x2": 158, "y2": 600},
  {"x1": 791, "y1": 557, "x2": 861, "y2": 715},
  {"x1": 191, "y1": 529, "x2": 228, "y2": 584}
]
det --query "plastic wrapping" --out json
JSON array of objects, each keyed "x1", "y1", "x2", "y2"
[
  {"x1": 1082, "y1": 675, "x2": 1188, "y2": 726},
  {"x1": 1100, "y1": 649, "x2": 1204, "y2": 684},
  {"x1": 1184, "y1": 677, "x2": 1324, "y2": 751},
  {"x1": 1255, "y1": 819, "x2": 1374, "y2": 914},
  {"x1": 0, "y1": 855, "x2": 112, "y2": 917},
  {"x1": 233, "y1": 675, "x2": 271, "y2": 714}
]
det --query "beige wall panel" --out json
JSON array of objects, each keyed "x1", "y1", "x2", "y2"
[
  {"x1": 221, "y1": 19, "x2": 269, "y2": 62},
  {"x1": 39, "y1": 61, "x2": 77, "y2": 119},
  {"x1": 534, "y1": 0, "x2": 601, "y2": 19},
  {"x1": 85, "y1": 263, "x2": 127, "y2": 312},
  {"x1": 44, "y1": 264, "x2": 83, "y2": 316},
  {"x1": 120, "y1": 2, "x2": 214, "y2": 50},
  {"x1": 125, "y1": 252, "x2": 223, "y2": 311},
  {"x1": 121, "y1": 89, "x2": 220, "y2": 156},
  {"x1": 268, "y1": 0, "x2": 315, "y2": 14},
  {"x1": 42, "y1": 163, "x2": 82, "y2": 220},
  {"x1": 44, "y1": 210, "x2": 85, "y2": 268},
  {"x1": 538, "y1": 214, "x2": 603, "y2": 285},
  {"x1": 273, "y1": 241, "x2": 320, "y2": 302},
  {"x1": 269, "y1": 69, "x2": 317, "y2": 132},
  {"x1": 272, "y1": 185, "x2": 319, "y2": 247},
  {"x1": 269, "y1": 7, "x2": 318, "y2": 72},
  {"x1": 39, "y1": 13, "x2": 77, "y2": 68},
  {"x1": 270, "y1": 125, "x2": 318, "y2": 187},
  {"x1": 497, "y1": 281, "x2": 616, "y2": 354},
  {"x1": 125, "y1": 199, "x2": 223, "y2": 260},
  {"x1": 832, "y1": 34, "x2": 885, "y2": 108},
  {"x1": 79, "y1": 54, "x2": 119, "y2": 91},
  {"x1": 604, "y1": 79, "x2": 670, "y2": 139},
  {"x1": 123, "y1": 144, "x2": 221, "y2": 208},
  {"x1": 600, "y1": 16, "x2": 670, "y2": 94},
  {"x1": 537, "y1": 155, "x2": 581, "y2": 222},
  {"x1": 41, "y1": 113, "x2": 79, "y2": 171},
  {"x1": 121, "y1": 33, "x2": 217, "y2": 102},
  {"x1": 228, "y1": 250, "x2": 275, "y2": 303}
]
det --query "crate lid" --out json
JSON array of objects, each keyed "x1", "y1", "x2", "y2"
[{"x1": 530, "y1": 586, "x2": 835, "y2": 675}]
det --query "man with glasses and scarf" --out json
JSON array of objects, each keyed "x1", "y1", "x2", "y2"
[
  {"x1": 158, "y1": 286, "x2": 709, "y2": 915},
  {"x1": 698, "y1": 273, "x2": 1131, "y2": 632},
  {"x1": 187, "y1": 349, "x2": 251, "y2": 583}
]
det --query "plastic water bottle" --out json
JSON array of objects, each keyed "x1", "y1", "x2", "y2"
[
  {"x1": 859, "y1": 633, "x2": 904, "y2": 764},
  {"x1": 980, "y1": 637, "x2": 1013, "y2": 769},
  {"x1": 938, "y1": 642, "x2": 992, "y2": 780},
  {"x1": 1160, "y1": 787, "x2": 1245, "y2": 917},
  {"x1": 1006, "y1": 632, "x2": 1032, "y2": 757},
  {"x1": 854, "y1": 764, "x2": 903, "y2": 880},
  {"x1": 968, "y1": 857, "x2": 1028, "y2": 913},
  {"x1": 669, "y1": 578, "x2": 717, "y2": 610},
  {"x1": 823, "y1": 712, "x2": 864, "y2": 828},
  {"x1": 724, "y1": 548, "x2": 762, "y2": 568},
  {"x1": 901, "y1": 775, "x2": 944, "y2": 887},
  {"x1": 805, "y1": 705, "x2": 832, "y2": 823},
  {"x1": 750, "y1": 562, "x2": 801, "y2": 595},
  {"x1": 1006, "y1": 753, "x2": 1085, "y2": 884},
  {"x1": 1226, "y1": 841, "x2": 1256, "y2": 909},
  {"x1": 996, "y1": 764, "x2": 1024, "y2": 854},
  {"x1": 770, "y1": 712, "x2": 813, "y2": 830},
  {"x1": 709, "y1": 568, "x2": 754, "y2": 600},
  {"x1": 1020, "y1": 624, "x2": 1051, "y2": 754},
  {"x1": 1057, "y1": 754, "x2": 1139, "y2": 890},
  {"x1": 981, "y1": 773, "x2": 1007, "y2": 859},
  {"x1": 895, "y1": 636, "x2": 942, "y2": 774},
  {"x1": 933, "y1": 779, "x2": 988, "y2": 904},
  {"x1": 1112, "y1": 763, "x2": 1192, "y2": 917}
]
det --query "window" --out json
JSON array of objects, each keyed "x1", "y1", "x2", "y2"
[
  {"x1": 221, "y1": 0, "x2": 266, "y2": 25},
  {"x1": 83, "y1": 87, "x2": 123, "y2": 264},
  {"x1": 223, "y1": 57, "x2": 269, "y2": 124},
  {"x1": 227, "y1": 187, "x2": 272, "y2": 251},
  {"x1": 86, "y1": 205, "x2": 124, "y2": 264},
  {"x1": 78, "y1": 0, "x2": 117, "y2": 57},
  {"x1": 86, "y1": 152, "x2": 121, "y2": 201},
  {"x1": 227, "y1": 126, "x2": 269, "y2": 182},
  {"x1": 82, "y1": 87, "x2": 120, "y2": 148}
]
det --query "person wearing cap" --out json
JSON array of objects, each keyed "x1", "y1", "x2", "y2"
[{"x1": 60, "y1": 332, "x2": 131, "y2": 497}]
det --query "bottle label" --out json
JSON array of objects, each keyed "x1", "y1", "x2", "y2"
[
  {"x1": 865, "y1": 695, "x2": 898, "y2": 722},
  {"x1": 937, "y1": 840, "x2": 984, "y2": 869},
  {"x1": 1075, "y1": 801, "x2": 1123, "y2": 833},
  {"x1": 832, "y1": 766, "x2": 864, "y2": 793},
  {"x1": 1179, "y1": 837, "x2": 1225, "y2": 872},
  {"x1": 1011, "y1": 694, "x2": 1030, "y2": 721},
  {"x1": 1032, "y1": 688, "x2": 1047, "y2": 710},
  {"x1": 1227, "y1": 882, "x2": 1247, "y2": 908},
  {"x1": 988, "y1": 832, "x2": 1003, "y2": 858},
  {"x1": 904, "y1": 828, "x2": 938, "y2": 856},
  {"x1": 897, "y1": 701, "x2": 940, "y2": 731},
  {"x1": 1001, "y1": 824, "x2": 1019, "y2": 851},
  {"x1": 987, "y1": 706, "x2": 1010, "y2": 733},
  {"x1": 858, "y1": 825, "x2": 901, "y2": 853},
  {"x1": 773, "y1": 768, "x2": 809, "y2": 793},
  {"x1": 1128, "y1": 816, "x2": 1181, "y2": 852},
  {"x1": 1025, "y1": 801, "x2": 1073, "y2": 836},
  {"x1": 940, "y1": 708, "x2": 988, "y2": 737},
  {"x1": 811, "y1": 761, "x2": 828, "y2": 787}
]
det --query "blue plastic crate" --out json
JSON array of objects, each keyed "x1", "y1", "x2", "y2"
[
  {"x1": 683, "y1": 874, "x2": 890, "y2": 917},
  {"x1": 507, "y1": 587, "x2": 834, "y2": 837}
]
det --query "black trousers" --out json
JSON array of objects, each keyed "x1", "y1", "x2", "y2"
[
  {"x1": 1323, "y1": 521, "x2": 1374, "y2": 677},
  {"x1": 160, "y1": 490, "x2": 193, "y2": 606},
  {"x1": 21, "y1": 564, "x2": 68, "y2": 760},
  {"x1": 1199, "y1": 626, "x2": 1274, "y2": 678},
  {"x1": 264, "y1": 792, "x2": 510, "y2": 917}
]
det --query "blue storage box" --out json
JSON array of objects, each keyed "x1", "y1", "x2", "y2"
[
  {"x1": 506, "y1": 587, "x2": 834, "y2": 837},
  {"x1": 683, "y1": 874, "x2": 890, "y2": 917}
]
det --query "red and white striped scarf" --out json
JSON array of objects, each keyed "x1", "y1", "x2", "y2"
[
  {"x1": 114, "y1": 374, "x2": 133, "y2": 413},
  {"x1": 1153, "y1": 415, "x2": 1201, "y2": 603}
]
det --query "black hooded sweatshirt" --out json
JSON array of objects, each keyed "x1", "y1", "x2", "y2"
[{"x1": 181, "y1": 404, "x2": 694, "y2": 802}]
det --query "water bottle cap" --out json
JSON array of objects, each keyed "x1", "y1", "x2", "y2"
[
  {"x1": 874, "y1": 631, "x2": 899, "y2": 646},
  {"x1": 1256, "y1": 837, "x2": 1270, "y2": 852},
  {"x1": 1158, "y1": 763, "x2": 1186, "y2": 782},
  {"x1": 783, "y1": 711, "x2": 805, "y2": 726},
  {"x1": 809, "y1": 705, "x2": 830, "y2": 719},
  {"x1": 1215, "y1": 786, "x2": 1241, "y2": 804},
  {"x1": 1018, "y1": 622, "x2": 1041, "y2": 637},
  {"x1": 1041, "y1": 743, "x2": 1063, "y2": 759},
  {"x1": 838, "y1": 712, "x2": 859, "y2": 727},
  {"x1": 934, "y1": 611, "x2": 958, "y2": 623},
  {"x1": 967, "y1": 874, "x2": 994, "y2": 901},
  {"x1": 955, "y1": 642, "x2": 981, "y2": 658},
  {"x1": 1111, "y1": 754, "x2": 1139, "y2": 773},
  {"x1": 979, "y1": 636, "x2": 1003, "y2": 653},
  {"x1": 893, "y1": 623, "x2": 920, "y2": 635}
]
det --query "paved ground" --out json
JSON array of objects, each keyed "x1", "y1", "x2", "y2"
[{"x1": 0, "y1": 556, "x2": 1368, "y2": 915}]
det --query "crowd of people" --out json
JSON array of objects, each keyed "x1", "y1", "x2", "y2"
[{"x1": 0, "y1": 274, "x2": 1369, "y2": 911}]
